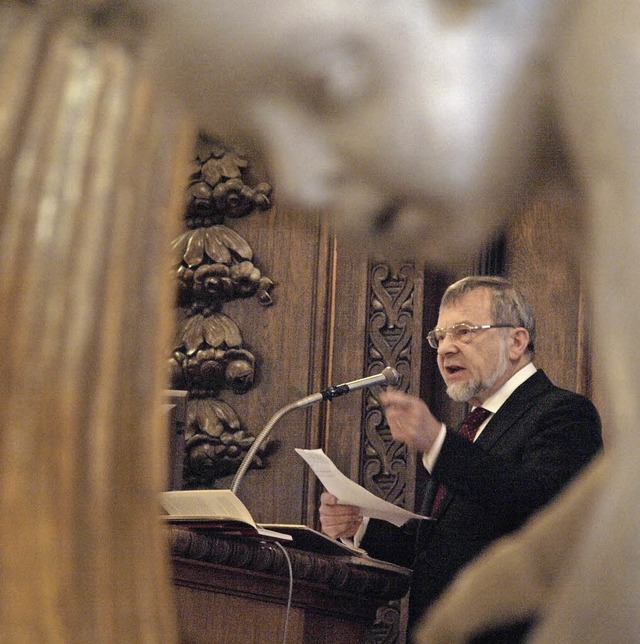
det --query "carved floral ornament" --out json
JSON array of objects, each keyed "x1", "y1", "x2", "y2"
[
  {"x1": 170, "y1": 138, "x2": 274, "y2": 486},
  {"x1": 173, "y1": 225, "x2": 273, "y2": 307}
]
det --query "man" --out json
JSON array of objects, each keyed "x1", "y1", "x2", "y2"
[
  {"x1": 134, "y1": 2, "x2": 638, "y2": 640},
  {"x1": 2, "y1": 1, "x2": 637, "y2": 642},
  {"x1": 320, "y1": 275, "x2": 602, "y2": 634},
  {"x1": 415, "y1": 450, "x2": 609, "y2": 642}
]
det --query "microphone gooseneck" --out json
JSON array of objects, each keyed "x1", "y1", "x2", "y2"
[{"x1": 230, "y1": 366, "x2": 400, "y2": 495}]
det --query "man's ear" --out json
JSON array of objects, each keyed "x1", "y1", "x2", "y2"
[{"x1": 509, "y1": 328, "x2": 530, "y2": 360}]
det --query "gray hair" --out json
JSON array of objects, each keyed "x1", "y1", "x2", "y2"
[{"x1": 440, "y1": 276, "x2": 536, "y2": 353}]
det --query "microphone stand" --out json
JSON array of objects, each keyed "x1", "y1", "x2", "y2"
[{"x1": 230, "y1": 366, "x2": 399, "y2": 495}]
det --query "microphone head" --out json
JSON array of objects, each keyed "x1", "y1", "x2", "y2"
[{"x1": 382, "y1": 366, "x2": 401, "y2": 387}]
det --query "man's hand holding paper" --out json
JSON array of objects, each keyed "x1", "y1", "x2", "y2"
[
  {"x1": 296, "y1": 448, "x2": 429, "y2": 539},
  {"x1": 319, "y1": 491, "x2": 363, "y2": 540}
]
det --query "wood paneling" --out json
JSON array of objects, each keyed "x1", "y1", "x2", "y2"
[
  {"x1": 173, "y1": 560, "x2": 372, "y2": 644},
  {"x1": 170, "y1": 527, "x2": 411, "y2": 644},
  {"x1": 505, "y1": 180, "x2": 592, "y2": 396},
  {"x1": 213, "y1": 203, "x2": 332, "y2": 525}
]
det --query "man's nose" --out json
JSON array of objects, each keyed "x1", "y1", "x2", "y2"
[{"x1": 437, "y1": 333, "x2": 458, "y2": 355}]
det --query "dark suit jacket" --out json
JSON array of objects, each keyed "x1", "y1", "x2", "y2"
[{"x1": 361, "y1": 370, "x2": 602, "y2": 629}]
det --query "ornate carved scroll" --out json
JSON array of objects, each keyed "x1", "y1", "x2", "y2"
[
  {"x1": 170, "y1": 137, "x2": 274, "y2": 488},
  {"x1": 361, "y1": 261, "x2": 417, "y2": 505},
  {"x1": 358, "y1": 259, "x2": 421, "y2": 643}
]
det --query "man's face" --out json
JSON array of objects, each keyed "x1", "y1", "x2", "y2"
[
  {"x1": 141, "y1": 0, "x2": 559, "y2": 262},
  {"x1": 435, "y1": 289, "x2": 514, "y2": 406}
]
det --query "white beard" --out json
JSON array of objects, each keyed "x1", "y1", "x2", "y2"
[{"x1": 446, "y1": 342, "x2": 510, "y2": 403}]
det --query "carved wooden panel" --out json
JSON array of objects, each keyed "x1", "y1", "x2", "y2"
[
  {"x1": 170, "y1": 136, "x2": 275, "y2": 488},
  {"x1": 325, "y1": 251, "x2": 424, "y2": 644},
  {"x1": 361, "y1": 261, "x2": 423, "y2": 510}
]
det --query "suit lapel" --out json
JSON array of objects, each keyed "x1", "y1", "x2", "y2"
[
  {"x1": 421, "y1": 479, "x2": 439, "y2": 516},
  {"x1": 475, "y1": 370, "x2": 552, "y2": 451},
  {"x1": 430, "y1": 370, "x2": 553, "y2": 517}
]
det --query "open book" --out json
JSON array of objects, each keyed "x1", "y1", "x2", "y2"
[
  {"x1": 161, "y1": 489, "x2": 409, "y2": 569},
  {"x1": 160, "y1": 489, "x2": 292, "y2": 541},
  {"x1": 160, "y1": 490, "x2": 373, "y2": 556}
]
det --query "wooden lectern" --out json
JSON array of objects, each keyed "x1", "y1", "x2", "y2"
[{"x1": 169, "y1": 527, "x2": 411, "y2": 643}]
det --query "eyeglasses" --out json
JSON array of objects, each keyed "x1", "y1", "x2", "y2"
[{"x1": 426, "y1": 323, "x2": 515, "y2": 349}]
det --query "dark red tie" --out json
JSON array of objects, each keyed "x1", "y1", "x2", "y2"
[{"x1": 430, "y1": 406, "x2": 491, "y2": 517}]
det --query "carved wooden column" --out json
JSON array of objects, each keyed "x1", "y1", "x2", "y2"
[
  {"x1": 326, "y1": 247, "x2": 425, "y2": 643},
  {"x1": 0, "y1": 4, "x2": 193, "y2": 641}
]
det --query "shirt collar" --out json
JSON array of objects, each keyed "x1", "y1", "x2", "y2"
[{"x1": 478, "y1": 362, "x2": 537, "y2": 415}]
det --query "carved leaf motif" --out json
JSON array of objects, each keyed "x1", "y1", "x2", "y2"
[
  {"x1": 207, "y1": 398, "x2": 241, "y2": 430},
  {"x1": 172, "y1": 226, "x2": 255, "y2": 269},
  {"x1": 200, "y1": 158, "x2": 222, "y2": 184},
  {"x1": 216, "y1": 155, "x2": 243, "y2": 179},
  {"x1": 181, "y1": 315, "x2": 205, "y2": 356},
  {"x1": 186, "y1": 398, "x2": 242, "y2": 439},
  {"x1": 202, "y1": 313, "x2": 242, "y2": 348},
  {"x1": 203, "y1": 227, "x2": 232, "y2": 264},
  {"x1": 214, "y1": 225, "x2": 253, "y2": 261},
  {"x1": 176, "y1": 312, "x2": 244, "y2": 356},
  {"x1": 183, "y1": 229, "x2": 205, "y2": 268},
  {"x1": 171, "y1": 230, "x2": 190, "y2": 254},
  {"x1": 185, "y1": 399, "x2": 206, "y2": 439},
  {"x1": 198, "y1": 405, "x2": 224, "y2": 437}
]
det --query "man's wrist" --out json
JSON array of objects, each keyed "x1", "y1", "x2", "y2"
[{"x1": 422, "y1": 423, "x2": 447, "y2": 472}]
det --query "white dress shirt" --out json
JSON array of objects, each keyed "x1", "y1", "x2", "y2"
[{"x1": 423, "y1": 362, "x2": 538, "y2": 472}]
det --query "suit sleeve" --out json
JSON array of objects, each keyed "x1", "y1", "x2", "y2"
[{"x1": 359, "y1": 518, "x2": 419, "y2": 568}]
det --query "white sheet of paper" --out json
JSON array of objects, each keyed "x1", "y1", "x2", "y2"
[{"x1": 296, "y1": 448, "x2": 430, "y2": 527}]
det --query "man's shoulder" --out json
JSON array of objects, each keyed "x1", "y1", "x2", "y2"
[
  {"x1": 532, "y1": 370, "x2": 597, "y2": 406},
  {"x1": 516, "y1": 369, "x2": 588, "y2": 401},
  {"x1": 505, "y1": 368, "x2": 551, "y2": 402},
  {"x1": 504, "y1": 370, "x2": 600, "y2": 420}
]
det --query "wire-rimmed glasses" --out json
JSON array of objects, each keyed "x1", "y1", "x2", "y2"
[{"x1": 426, "y1": 323, "x2": 515, "y2": 349}]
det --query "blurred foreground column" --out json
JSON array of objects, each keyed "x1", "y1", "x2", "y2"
[{"x1": 0, "y1": 3, "x2": 194, "y2": 641}]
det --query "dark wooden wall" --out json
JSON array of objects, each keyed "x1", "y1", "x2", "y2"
[
  {"x1": 191, "y1": 172, "x2": 607, "y2": 522},
  {"x1": 170, "y1": 146, "x2": 605, "y2": 643},
  {"x1": 213, "y1": 203, "x2": 332, "y2": 525},
  {"x1": 216, "y1": 202, "x2": 428, "y2": 526},
  {"x1": 505, "y1": 179, "x2": 591, "y2": 396},
  {"x1": 504, "y1": 179, "x2": 609, "y2": 438}
]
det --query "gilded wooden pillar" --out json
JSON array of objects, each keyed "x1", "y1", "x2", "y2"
[{"x1": 0, "y1": 3, "x2": 194, "y2": 641}]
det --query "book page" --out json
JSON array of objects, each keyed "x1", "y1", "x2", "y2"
[
  {"x1": 296, "y1": 448, "x2": 430, "y2": 527},
  {"x1": 160, "y1": 489, "x2": 256, "y2": 527},
  {"x1": 160, "y1": 490, "x2": 293, "y2": 541}
]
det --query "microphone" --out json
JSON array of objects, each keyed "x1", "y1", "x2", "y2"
[
  {"x1": 291, "y1": 365, "x2": 400, "y2": 408},
  {"x1": 230, "y1": 366, "x2": 400, "y2": 495}
]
